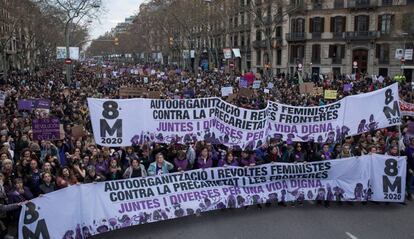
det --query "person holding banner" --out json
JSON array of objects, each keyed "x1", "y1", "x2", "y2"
[
  {"x1": 95, "y1": 154, "x2": 109, "y2": 176},
  {"x1": 107, "y1": 158, "x2": 123, "y2": 180},
  {"x1": 7, "y1": 178, "x2": 33, "y2": 219},
  {"x1": 196, "y1": 147, "x2": 214, "y2": 169},
  {"x1": 317, "y1": 144, "x2": 333, "y2": 161},
  {"x1": 336, "y1": 144, "x2": 354, "y2": 159},
  {"x1": 291, "y1": 143, "x2": 307, "y2": 163},
  {"x1": 123, "y1": 158, "x2": 147, "y2": 178},
  {"x1": 0, "y1": 201, "x2": 25, "y2": 239},
  {"x1": 56, "y1": 167, "x2": 78, "y2": 189},
  {"x1": 84, "y1": 165, "x2": 106, "y2": 183},
  {"x1": 218, "y1": 152, "x2": 239, "y2": 167},
  {"x1": 265, "y1": 146, "x2": 281, "y2": 163},
  {"x1": 174, "y1": 151, "x2": 191, "y2": 172},
  {"x1": 148, "y1": 153, "x2": 173, "y2": 176}
]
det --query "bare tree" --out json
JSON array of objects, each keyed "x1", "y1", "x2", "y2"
[{"x1": 43, "y1": 0, "x2": 103, "y2": 83}]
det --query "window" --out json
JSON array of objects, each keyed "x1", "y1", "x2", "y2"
[
  {"x1": 355, "y1": 15, "x2": 369, "y2": 32},
  {"x1": 329, "y1": 44, "x2": 345, "y2": 58},
  {"x1": 241, "y1": 35, "x2": 245, "y2": 46},
  {"x1": 334, "y1": 0, "x2": 344, "y2": 8},
  {"x1": 376, "y1": 43, "x2": 390, "y2": 63},
  {"x1": 276, "y1": 49, "x2": 282, "y2": 65},
  {"x1": 291, "y1": 18, "x2": 305, "y2": 33},
  {"x1": 290, "y1": 45, "x2": 305, "y2": 63},
  {"x1": 256, "y1": 30, "x2": 262, "y2": 41},
  {"x1": 312, "y1": 44, "x2": 321, "y2": 63},
  {"x1": 291, "y1": 0, "x2": 304, "y2": 6},
  {"x1": 382, "y1": 0, "x2": 392, "y2": 6},
  {"x1": 313, "y1": 0, "x2": 323, "y2": 9},
  {"x1": 331, "y1": 16, "x2": 346, "y2": 33},
  {"x1": 276, "y1": 26, "x2": 282, "y2": 38},
  {"x1": 256, "y1": 50, "x2": 262, "y2": 65},
  {"x1": 310, "y1": 17, "x2": 325, "y2": 33},
  {"x1": 234, "y1": 35, "x2": 238, "y2": 47},
  {"x1": 378, "y1": 14, "x2": 392, "y2": 35}
]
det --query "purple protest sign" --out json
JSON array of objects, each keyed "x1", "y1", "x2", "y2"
[
  {"x1": 239, "y1": 77, "x2": 248, "y2": 88},
  {"x1": 18, "y1": 100, "x2": 33, "y2": 111},
  {"x1": 18, "y1": 99, "x2": 51, "y2": 111},
  {"x1": 34, "y1": 99, "x2": 51, "y2": 109},
  {"x1": 343, "y1": 84, "x2": 352, "y2": 92},
  {"x1": 32, "y1": 118, "x2": 61, "y2": 141}
]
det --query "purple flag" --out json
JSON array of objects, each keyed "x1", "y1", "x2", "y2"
[
  {"x1": 343, "y1": 84, "x2": 352, "y2": 92},
  {"x1": 32, "y1": 118, "x2": 61, "y2": 141}
]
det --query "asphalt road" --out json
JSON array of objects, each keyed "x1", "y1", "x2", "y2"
[{"x1": 92, "y1": 201, "x2": 414, "y2": 239}]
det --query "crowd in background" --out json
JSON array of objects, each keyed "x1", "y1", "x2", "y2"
[{"x1": 0, "y1": 62, "x2": 413, "y2": 238}]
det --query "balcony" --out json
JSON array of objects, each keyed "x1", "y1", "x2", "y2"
[
  {"x1": 332, "y1": 58, "x2": 342, "y2": 64},
  {"x1": 253, "y1": 40, "x2": 267, "y2": 49},
  {"x1": 286, "y1": 32, "x2": 306, "y2": 41},
  {"x1": 311, "y1": 32, "x2": 322, "y2": 39},
  {"x1": 348, "y1": 0, "x2": 378, "y2": 10},
  {"x1": 345, "y1": 31, "x2": 379, "y2": 41},
  {"x1": 332, "y1": 32, "x2": 345, "y2": 40}
]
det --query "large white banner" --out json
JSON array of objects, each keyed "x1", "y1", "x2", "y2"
[
  {"x1": 19, "y1": 155, "x2": 406, "y2": 239},
  {"x1": 88, "y1": 84, "x2": 400, "y2": 148}
]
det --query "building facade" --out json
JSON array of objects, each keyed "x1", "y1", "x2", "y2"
[
  {"x1": 0, "y1": 0, "x2": 39, "y2": 74},
  {"x1": 251, "y1": 0, "x2": 414, "y2": 80}
]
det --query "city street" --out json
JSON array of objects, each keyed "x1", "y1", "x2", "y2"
[{"x1": 93, "y1": 202, "x2": 414, "y2": 239}]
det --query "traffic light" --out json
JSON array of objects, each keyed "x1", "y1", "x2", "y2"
[
  {"x1": 169, "y1": 37, "x2": 174, "y2": 46},
  {"x1": 114, "y1": 37, "x2": 119, "y2": 46}
]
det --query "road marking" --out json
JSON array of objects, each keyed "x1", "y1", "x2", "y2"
[{"x1": 345, "y1": 232, "x2": 359, "y2": 239}]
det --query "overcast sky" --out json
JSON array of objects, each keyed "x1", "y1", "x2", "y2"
[{"x1": 89, "y1": 0, "x2": 146, "y2": 39}]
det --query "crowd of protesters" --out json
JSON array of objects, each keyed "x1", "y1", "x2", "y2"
[{"x1": 0, "y1": 61, "x2": 414, "y2": 238}]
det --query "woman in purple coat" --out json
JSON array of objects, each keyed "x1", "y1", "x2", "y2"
[
  {"x1": 240, "y1": 150, "x2": 256, "y2": 167},
  {"x1": 218, "y1": 152, "x2": 239, "y2": 167},
  {"x1": 196, "y1": 147, "x2": 214, "y2": 169},
  {"x1": 174, "y1": 151, "x2": 190, "y2": 172}
]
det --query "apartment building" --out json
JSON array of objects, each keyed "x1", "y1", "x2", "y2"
[
  {"x1": 0, "y1": 0, "x2": 38, "y2": 74},
  {"x1": 278, "y1": 0, "x2": 414, "y2": 79}
]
